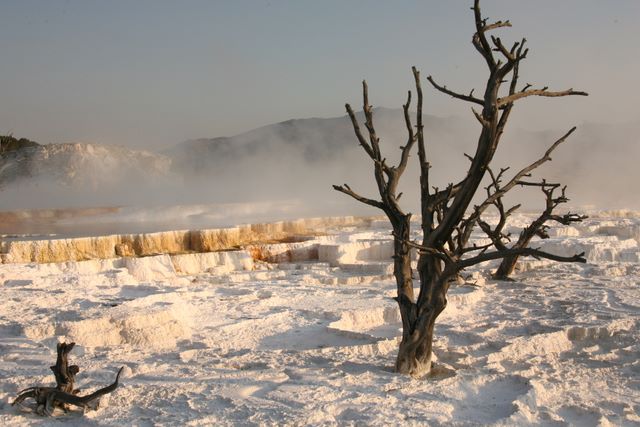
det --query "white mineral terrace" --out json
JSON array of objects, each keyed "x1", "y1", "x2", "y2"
[
  {"x1": 0, "y1": 211, "x2": 638, "y2": 425},
  {"x1": 0, "y1": 216, "x2": 377, "y2": 264}
]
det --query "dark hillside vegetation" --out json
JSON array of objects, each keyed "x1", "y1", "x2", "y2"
[{"x1": 0, "y1": 135, "x2": 40, "y2": 155}]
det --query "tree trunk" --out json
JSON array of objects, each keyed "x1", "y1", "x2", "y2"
[
  {"x1": 395, "y1": 257, "x2": 448, "y2": 377},
  {"x1": 390, "y1": 215, "x2": 418, "y2": 369},
  {"x1": 493, "y1": 253, "x2": 519, "y2": 280},
  {"x1": 493, "y1": 216, "x2": 545, "y2": 280},
  {"x1": 395, "y1": 309, "x2": 440, "y2": 377},
  {"x1": 391, "y1": 216, "x2": 414, "y2": 301},
  {"x1": 389, "y1": 214, "x2": 443, "y2": 378}
]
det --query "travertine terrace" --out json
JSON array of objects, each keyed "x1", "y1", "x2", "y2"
[
  {"x1": 1, "y1": 211, "x2": 638, "y2": 425},
  {"x1": 1, "y1": 216, "x2": 376, "y2": 264}
]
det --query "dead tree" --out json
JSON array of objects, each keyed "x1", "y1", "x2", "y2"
[
  {"x1": 12, "y1": 341, "x2": 123, "y2": 416},
  {"x1": 489, "y1": 181, "x2": 587, "y2": 279},
  {"x1": 455, "y1": 126, "x2": 583, "y2": 271},
  {"x1": 334, "y1": 0, "x2": 588, "y2": 377}
]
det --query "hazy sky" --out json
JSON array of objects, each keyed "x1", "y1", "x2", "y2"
[{"x1": 1, "y1": 0, "x2": 639, "y2": 149}]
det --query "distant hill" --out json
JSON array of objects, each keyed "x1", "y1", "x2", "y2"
[
  {"x1": 161, "y1": 109, "x2": 476, "y2": 209},
  {"x1": 165, "y1": 108, "x2": 471, "y2": 177},
  {"x1": 1, "y1": 113, "x2": 638, "y2": 211}
]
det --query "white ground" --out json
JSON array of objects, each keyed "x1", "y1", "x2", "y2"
[{"x1": 0, "y1": 212, "x2": 639, "y2": 426}]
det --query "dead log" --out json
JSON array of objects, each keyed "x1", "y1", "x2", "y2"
[{"x1": 12, "y1": 341, "x2": 123, "y2": 416}]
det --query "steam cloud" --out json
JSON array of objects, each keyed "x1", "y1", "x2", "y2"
[{"x1": 1, "y1": 110, "x2": 638, "y2": 229}]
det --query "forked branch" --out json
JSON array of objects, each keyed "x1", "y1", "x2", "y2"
[{"x1": 345, "y1": 103, "x2": 375, "y2": 160}]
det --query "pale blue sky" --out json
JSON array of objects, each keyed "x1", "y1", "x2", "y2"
[{"x1": 1, "y1": 0, "x2": 638, "y2": 149}]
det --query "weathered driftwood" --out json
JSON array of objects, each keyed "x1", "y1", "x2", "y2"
[
  {"x1": 12, "y1": 341, "x2": 123, "y2": 416},
  {"x1": 51, "y1": 341, "x2": 79, "y2": 394}
]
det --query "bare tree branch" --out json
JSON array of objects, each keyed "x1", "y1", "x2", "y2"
[
  {"x1": 460, "y1": 241, "x2": 494, "y2": 254},
  {"x1": 426, "y1": 76, "x2": 484, "y2": 106},
  {"x1": 498, "y1": 87, "x2": 588, "y2": 106},
  {"x1": 362, "y1": 81, "x2": 382, "y2": 160},
  {"x1": 491, "y1": 36, "x2": 514, "y2": 61},
  {"x1": 458, "y1": 247, "x2": 586, "y2": 270},
  {"x1": 472, "y1": 0, "x2": 502, "y2": 68},
  {"x1": 492, "y1": 182, "x2": 587, "y2": 279},
  {"x1": 398, "y1": 91, "x2": 416, "y2": 175},
  {"x1": 480, "y1": 127, "x2": 576, "y2": 209},
  {"x1": 332, "y1": 184, "x2": 384, "y2": 210},
  {"x1": 483, "y1": 20, "x2": 512, "y2": 32},
  {"x1": 345, "y1": 103, "x2": 375, "y2": 160},
  {"x1": 392, "y1": 235, "x2": 451, "y2": 263},
  {"x1": 472, "y1": 107, "x2": 489, "y2": 126}
]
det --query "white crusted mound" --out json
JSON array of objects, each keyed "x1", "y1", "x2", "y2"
[
  {"x1": 124, "y1": 255, "x2": 177, "y2": 281},
  {"x1": 538, "y1": 236, "x2": 639, "y2": 263},
  {"x1": 318, "y1": 240, "x2": 395, "y2": 266},
  {"x1": 328, "y1": 306, "x2": 401, "y2": 340},
  {"x1": 26, "y1": 293, "x2": 193, "y2": 349},
  {"x1": 171, "y1": 251, "x2": 254, "y2": 275}
]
